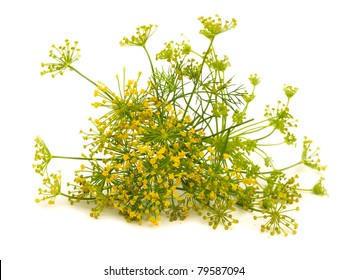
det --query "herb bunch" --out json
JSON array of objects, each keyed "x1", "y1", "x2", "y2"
[{"x1": 34, "y1": 15, "x2": 326, "y2": 236}]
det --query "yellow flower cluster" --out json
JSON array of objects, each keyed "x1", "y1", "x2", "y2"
[
  {"x1": 35, "y1": 172, "x2": 62, "y2": 205},
  {"x1": 120, "y1": 24, "x2": 158, "y2": 47},
  {"x1": 72, "y1": 80, "x2": 252, "y2": 226},
  {"x1": 198, "y1": 15, "x2": 237, "y2": 40}
]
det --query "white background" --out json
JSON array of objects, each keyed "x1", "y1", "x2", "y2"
[{"x1": 1, "y1": 0, "x2": 346, "y2": 279}]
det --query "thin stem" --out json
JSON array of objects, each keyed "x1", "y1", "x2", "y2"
[
  {"x1": 231, "y1": 124, "x2": 269, "y2": 139},
  {"x1": 261, "y1": 161, "x2": 302, "y2": 174},
  {"x1": 253, "y1": 128, "x2": 276, "y2": 142},
  {"x1": 143, "y1": 46, "x2": 155, "y2": 78},
  {"x1": 230, "y1": 119, "x2": 269, "y2": 136},
  {"x1": 258, "y1": 141, "x2": 286, "y2": 147},
  {"x1": 69, "y1": 66, "x2": 98, "y2": 87},
  {"x1": 182, "y1": 39, "x2": 214, "y2": 119},
  {"x1": 52, "y1": 155, "x2": 103, "y2": 161},
  {"x1": 60, "y1": 192, "x2": 96, "y2": 201},
  {"x1": 202, "y1": 119, "x2": 253, "y2": 140},
  {"x1": 296, "y1": 188, "x2": 314, "y2": 192}
]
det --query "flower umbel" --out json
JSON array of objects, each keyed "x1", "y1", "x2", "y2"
[
  {"x1": 120, "y1": 24, "x2": 158, "y2": 47},
  {"x1": 301, "y1": 137, "x2": 326, "y2": 171},
  {"x1": 254, "y1": 203, "x2": 299, "y2": 236},
  {"x1": 203, "y1": 198, "x2": 238, "y2": 230},
  {"x1": 35, "y1": 172, "x2": 62, "y2": 205},
  {"x1": 283, "y1": 85, "x2": 298, "y2": 99},
  {"x1": 198, "y1": 15, "x2": 237, "y2": 40},
  {"x1": 41, "y1": 39, "x2": 80, "y2": 77},
  {"x1": 33, "y1": 136, "x2": 52, "y2": 176},
  {"x1": 312, "y1": 177, "x2": 328, "y2": 196}
]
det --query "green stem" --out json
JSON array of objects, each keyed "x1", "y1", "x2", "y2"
[
  {"x1": 60, "y1": 192, "x2": 96, "y2": 201},
  {"x1": 261, "y1": 161, "x2": 302, "y2": 174},
  {"x1": 202, "y1": 119, "x2": 253, "y2": 140},
  {"x1": 243, "y1": 206, "x2": 263, "y2": 213},
  {"x1": 52, "y1": 155, "x2": 103, "y2": 161},
  {"x1": 232, "y1": 125, "x2": 269, "y2": 138},
  {"x1": 143, "y1": 46, "x2": 155, "y2": 78},
  {"x1": 296, "y1": 188, "x2": 314, "y2": 192},
  {"x1": 69, "y1": 66, "x2": 98, "y2": 87},
  {"x1": 182, "y1": 39, "x2": 214, "y2": 119},
  {"x1": 278, "y1": 161, "x2": 301, "y2": 171},
  {"x1": 253, "y1": 128, "x2": 276, "y2": 142},
  {"x1": 230, "y1": 119, "x2": 268, "y2": 136},
  {"x1": 258, "y1": 141, "x2": 286, "y2": 147}
]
